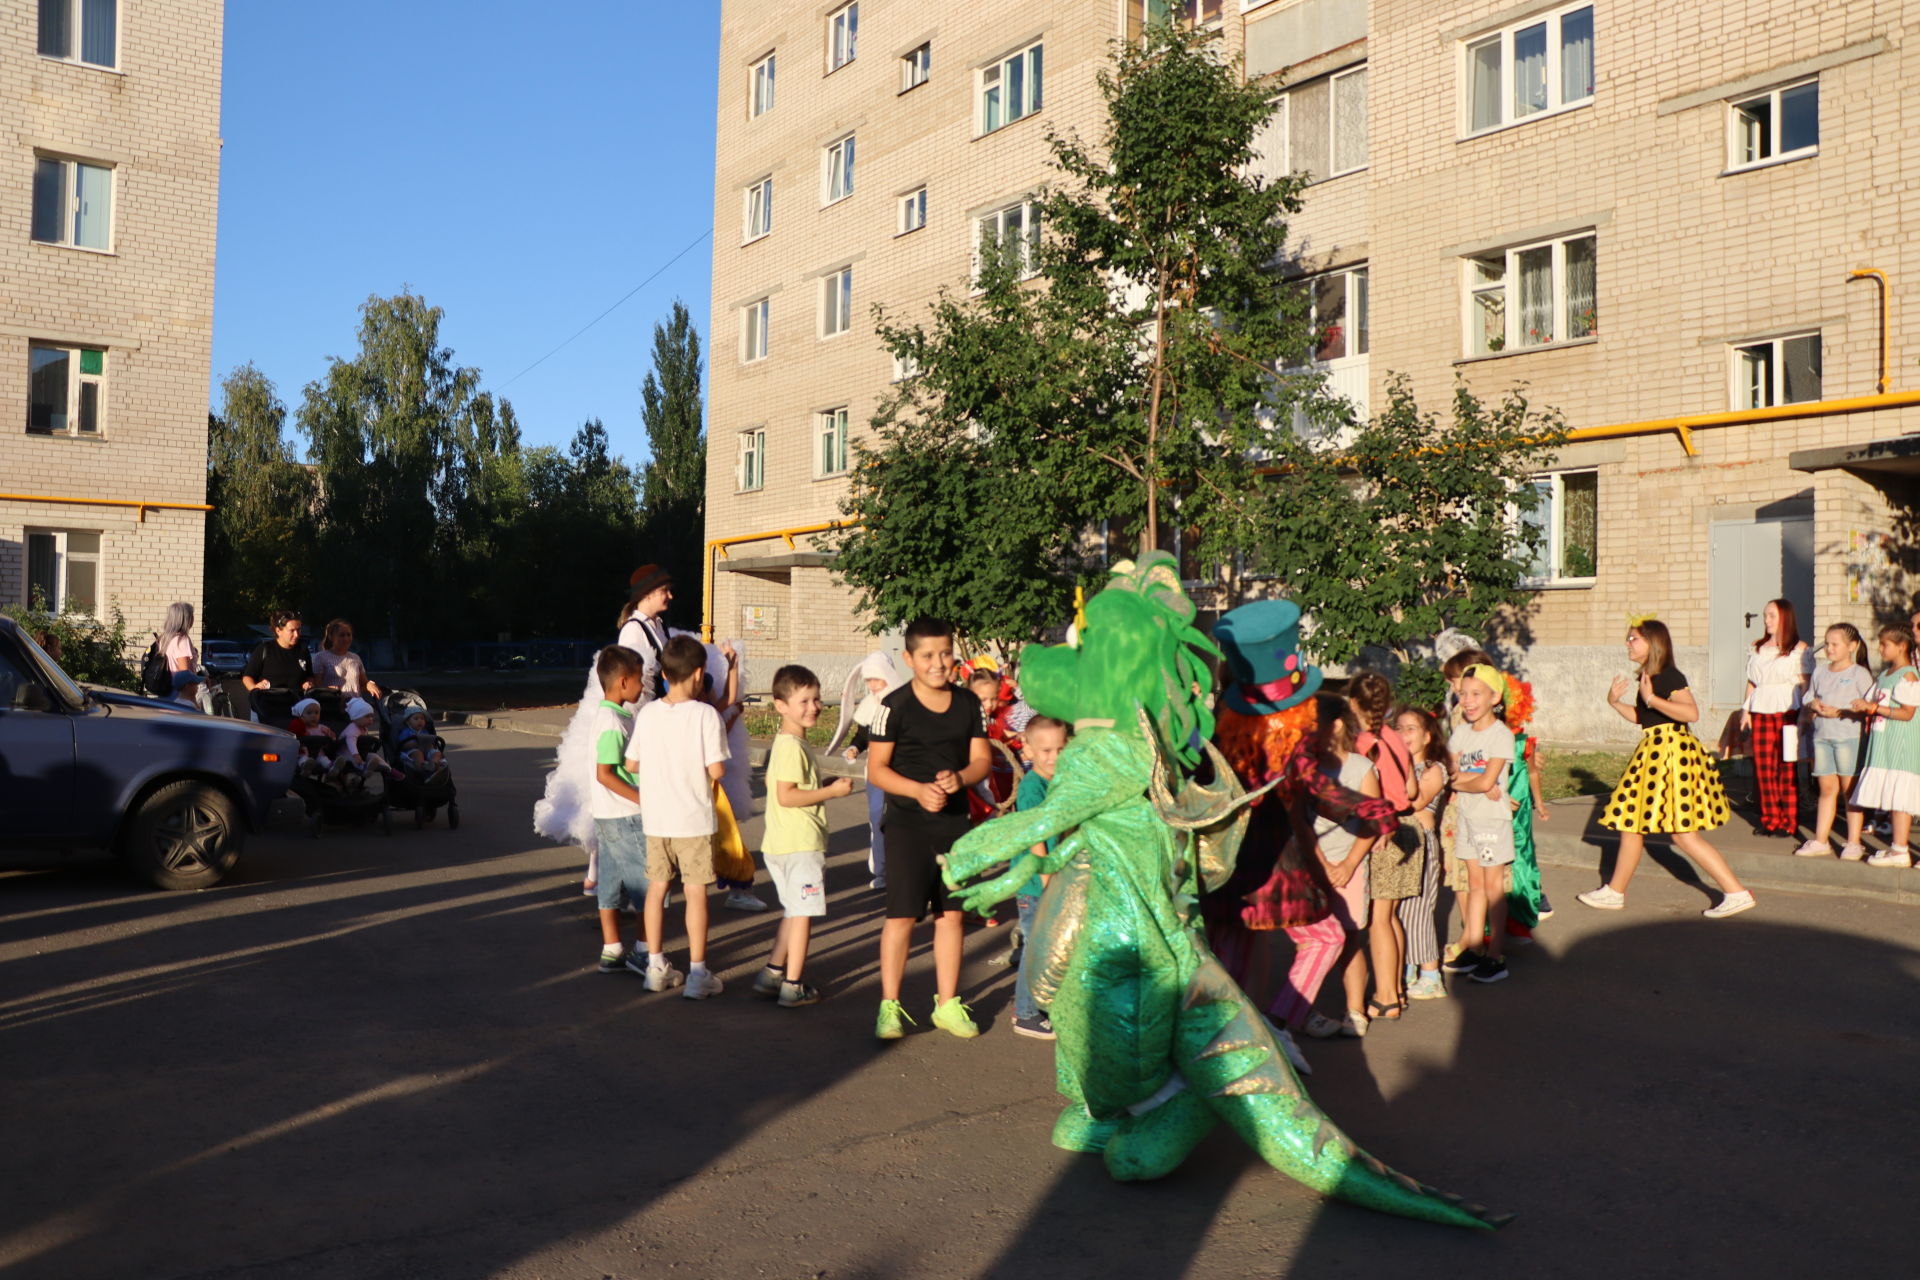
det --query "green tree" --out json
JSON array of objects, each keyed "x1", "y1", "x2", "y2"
[
  {"x1": 834, "y1": 22, "x2": 1310, "y2": 644},
  {"x1": 638, "y1": 300, "x2": 705, "y2": 629},
  {"x1": 1246, "y1": 376, "x2": 1565, "y2": 706},
  {"x1": 297, "y1": 291, "x2": 495, "y2": 653},
  {"x1": 205, "y1": 364, "x2": 315, "y2": 633}
]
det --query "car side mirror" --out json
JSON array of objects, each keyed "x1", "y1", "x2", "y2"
[{"x1": 11, "y1": 682, "x2": 53, "y2": 713}]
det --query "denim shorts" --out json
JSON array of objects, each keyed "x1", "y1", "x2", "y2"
[
  {"x1": 1812, "y1": 735, "x2": 1862, "y2": 778},
  {"x1": 593, "y1": 816, "x2": 649, "y2": 911}
]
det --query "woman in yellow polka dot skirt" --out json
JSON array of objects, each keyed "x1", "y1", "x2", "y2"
[{"x1": 1577, "y1": 618, "x2": 1757, "y2": 919}]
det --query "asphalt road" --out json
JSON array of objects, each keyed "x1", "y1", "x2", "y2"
[{"x1": 2, "y1": 725, "x2": 1916, "y2": 1279}]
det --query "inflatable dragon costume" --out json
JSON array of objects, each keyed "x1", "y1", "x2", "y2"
[{"x1": 943, "y1": 555, "x2": 1509, "y2": 1230}]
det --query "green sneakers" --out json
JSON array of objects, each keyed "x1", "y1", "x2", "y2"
[
  {"x1": 930, "y1": 996, "x2": 981, "y2": 1039},
  {"x1": 875, "y1": 998, "x2": 914, "y2": 1040}
]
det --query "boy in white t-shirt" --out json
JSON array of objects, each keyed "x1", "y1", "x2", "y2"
[
  {"x1": 625, "y1": 633, "x2": 732, "y2": 1000},
  {"x1": 589, "y1": 646, "x2": 651, "y2": 977},
  {"x1": 752, "y1": 664, "x2": 854, "y2": 1008}
]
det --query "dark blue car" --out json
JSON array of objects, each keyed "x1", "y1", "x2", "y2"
[{"x1": 0, "y1": 617, "x2": 297, "y2": 890}]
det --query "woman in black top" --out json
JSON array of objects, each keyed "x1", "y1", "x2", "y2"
[
  {"x1": 241, "y1": 610, "x2": 314, "y2": 723},
  {"x1": 1578, "y1": 619, "x2": 1754, "y2": 918}
]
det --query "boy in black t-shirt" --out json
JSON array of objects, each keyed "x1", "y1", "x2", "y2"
[{"x1": 867, "y1": 617, "x2": 992, "y2": 1041}]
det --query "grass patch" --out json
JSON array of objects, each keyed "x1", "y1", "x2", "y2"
[
  {"x1": 743, "y1": 704, "x2": 843, "y2": 748},
  {"x1": 1537, "y1": 748, "x2": 1633, "y2": 801}
]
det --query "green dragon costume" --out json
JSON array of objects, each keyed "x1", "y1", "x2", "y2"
[{"x1": 944, "y1": 555, "x2": 1509, "y2": 1230}]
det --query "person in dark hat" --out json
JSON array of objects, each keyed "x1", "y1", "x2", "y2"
[{"x1": 618, "y1": 565, "x2": 674, "y2": 704}]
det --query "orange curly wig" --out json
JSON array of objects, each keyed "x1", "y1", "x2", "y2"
[{"x1": 1215, "y1": 700, "x2": 1320, "y2": 803}]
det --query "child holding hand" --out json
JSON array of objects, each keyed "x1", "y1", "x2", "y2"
[
  {"x1": 1847, "y1": 626, "x2": 1920, "y2": 868},
  {"x1": 1801, "y1": 623, "x2": 1873, "y2": 858},
  {"x1": 1009, "y1": 715, "x2": 1071, "y2": 1041},
  {"x1": 1443, "y1": 665, "x2": 1516, "y2": 985}
]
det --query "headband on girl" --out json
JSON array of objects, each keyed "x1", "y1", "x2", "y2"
[
  {"x1": 1464, "y1": 663, "x2": 1508, "y2": 705},
  {"x1": 1626, "y1": 612, "x2": 1658, "y2": 629}
]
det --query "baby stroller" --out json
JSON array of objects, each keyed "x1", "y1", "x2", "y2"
[
  {"x1": 381, "y1": 688, "x2": 460, "y2": 829},
  {"x1": 286, "y1": 688, "x2": 394, "y2": 837}
]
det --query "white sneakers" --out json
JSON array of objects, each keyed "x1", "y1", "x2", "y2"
[
  {"x1": 1577, "y1": 885, "x2": 1626, "y2": 910},
  {"x1": 1793, "y1": 840, "x2": 1832, "y2": 858},
  {"x1": 1702, "y1": 890, "x2": 1757, "y2": 919},
  {"x1": 643, "y1": 963, "x2": 685, "y2": 993},
  {"x1": 682, "y1": 969, "x2": 724, "y2": 1000},
  {"x1": 1865, "y1": 847, "x2": 1914, "y2": 869}
]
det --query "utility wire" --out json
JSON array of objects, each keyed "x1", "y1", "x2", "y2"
[{"x1": 497, "y1": 226, "x2": 713, "y2": 389}]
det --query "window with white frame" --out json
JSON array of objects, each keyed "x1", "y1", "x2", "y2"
[
  {"x1": 1464, "y1": 3, "x2": 1593, "y2": 134},
  {"x1": 825, "y1": 134, "x2": 856, "y2": 204},
  {"x1": 742, "y1": 298, "x2": 769, "y2": 364},
  {"x1": 1728, "y1": 79, "x2": 1818, "y2": 170},
  {"x1": 815, "y1": 407, "x2": 850, "y2": 477},
  {"x1": 892, "y1": 351, "x2": 921, "y2": 382},
  {"x1": 750, "y1": 52, "x2": 776, "y2": 117},
  {"x1": 744, "y1": 176, "x2": 772, "y2": 241},
  {"x1": 821, "y1": 267, "x2": 853, "y2": 337},
  {"x1": 31, "y1": 155, "x2": 112, "y2": 250},
  {"x1": 898, "y1": 187, "x2": 927, "y2": 234},
  {"x1": 981, "y1": 42, "x2": 1043, "y2": 134},
  {"x1": 1732, "y1": 333, "x2": 1821, "y2": 410},
  {"x1": 737, "y1": 428, "x2": 766, "y2": 491},
  {"x1": 1307, "y1": 266, "x2": 1368, "y2": 362},
  {"x1": 27, "y1": 343, "x2": 105, "y2": 435},
  {"x1": 1519, "y1": 470, "x2": 1598, "y2": 584},
  {"x1": 902, "y1": 43, "x2": 930, "y2": 92},
  {"x1": 1140, "y1": 0, "x2": 1223, "y2": 25},
  {"x1": 1281, "y1": 65, "x2": 1368, "y2": 181},
  {"x1": 828, "y1": 3, "x2": 858, "y2": 71},
  {"x1": 975, "y1": 198, "x2": 1039, "y2": 281},
  {"x1": 1464, "y1": 232, "x2": 1596, "y2": 354},
  {"x1": 38, "y1": 0, "x2": 116, "y2": 69},
  {"x1": 24, "y1": 528, "x2": 102, "y2": 614}
]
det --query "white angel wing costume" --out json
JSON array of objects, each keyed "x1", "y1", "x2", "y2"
[{"x1": 826, "y1": 650, "x2": 905, "y2": 757}]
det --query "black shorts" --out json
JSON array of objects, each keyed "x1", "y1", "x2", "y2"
[{"x1": 882, "y1": 809, "x2": 970, "y2": 921}]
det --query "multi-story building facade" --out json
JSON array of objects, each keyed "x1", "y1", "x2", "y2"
[
  {"x1": 0, "y1": 1, "x2": 223, "y2": 645},
  {"x1": 708, "y1": 0, "x2": 1920, "y2": 742}
]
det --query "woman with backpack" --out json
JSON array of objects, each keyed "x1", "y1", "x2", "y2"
[{"x1": 149, "y1": 602, "x2": 205, "y2": 710}]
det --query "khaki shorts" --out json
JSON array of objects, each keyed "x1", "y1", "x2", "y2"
[{"x1": 647, "y1": 834, "x2": 716, "y2": 886}]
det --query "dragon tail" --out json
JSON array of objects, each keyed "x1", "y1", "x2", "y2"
[{"x1": 1176, "y1": 957, "x2": 1513, "y2": 1231}]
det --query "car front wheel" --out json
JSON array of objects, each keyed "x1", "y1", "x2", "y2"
[{"x1": 126, "y1": 780, "x2": 243, "y2": 890}]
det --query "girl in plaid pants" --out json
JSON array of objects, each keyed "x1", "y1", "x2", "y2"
[{"x1": 1743, "y1": 598, "x2": 1813, "y2": 836}]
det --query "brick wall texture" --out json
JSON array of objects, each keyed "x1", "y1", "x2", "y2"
[
  {"x1": 0, "y1": 0, "x2": 222, "y2": 649},
  {"x1": 710, "y1": 1, "x2": 1920, "y2": 741}
]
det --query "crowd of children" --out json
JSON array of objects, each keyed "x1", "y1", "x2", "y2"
[{"x1": 563, "y1": 589, "x2": 1920, "y2": 1061}]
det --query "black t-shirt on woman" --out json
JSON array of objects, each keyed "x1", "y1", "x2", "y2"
[
  {"x1": 244, "y1": 640, "x2": 313, "y2": 690},
  {"x1": 1635, "y1": 666, "x2": 1689, "y2": 729},
  {"x1": 869, "y1": 682, "x2": 985, "y2": 818}
]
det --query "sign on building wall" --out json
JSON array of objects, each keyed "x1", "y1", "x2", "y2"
[{"x1": 741, "y1": 604, "x2": 780, "y2": 637}]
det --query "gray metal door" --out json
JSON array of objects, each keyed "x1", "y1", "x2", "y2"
[{"x1": 1708, "y1": 516, "x2": 1814, "y2": 710}]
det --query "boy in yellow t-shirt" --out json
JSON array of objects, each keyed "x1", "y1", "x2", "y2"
[{"x1": 753, "y1": 664, "x2": 853, "y2": 1007}]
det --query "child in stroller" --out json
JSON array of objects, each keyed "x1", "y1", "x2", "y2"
[
  {"x1": 287, "y1": 697, "x2": 349, "y2": 783},
  {"x1": 342, "y1": 697, "x2": 400, "y2": 797},
  {"x1": 382, "y1": 690, "x2": 460, "y2": 828},
  {"x1": 394, "y1": 707, "x2": 449, "y2": 781}
]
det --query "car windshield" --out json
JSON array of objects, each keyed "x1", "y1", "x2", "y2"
[{"x1": 15, "y1": 627, "x2": 86, "y2": 708}]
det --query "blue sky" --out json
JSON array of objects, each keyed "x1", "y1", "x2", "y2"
[{"x1": 212, "y1": 2, "x2": 720, "y2": 460}]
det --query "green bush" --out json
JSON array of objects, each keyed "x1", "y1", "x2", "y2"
[{"x1": 1, "y1": 592, "x2": 141, "y2": 691}]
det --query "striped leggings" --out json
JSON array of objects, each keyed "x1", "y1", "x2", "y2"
[
  {"x1": 1266, "y1": 915, "x2": 1347, "y2": 1028},
  {"x1": 1397, "y1": 829, "x2": 1442, "y2": 968}
]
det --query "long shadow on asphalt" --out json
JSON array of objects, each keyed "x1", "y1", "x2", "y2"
[{"x1": 964, "y1": 917, "x2": 1920, "y2": 1278}]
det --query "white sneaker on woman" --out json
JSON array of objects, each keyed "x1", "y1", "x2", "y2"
[
  {"x1": 1577, "y1": 885, "x2": 1626, "y2": 910},
  {"x1": 1792, "y1": 839, "x2": 1832, "y2": 858},
  {"x1": 1865, "y1": 847, "x2": 1913, "y2": 869},
  {"x1": 1703, "y1": 890, "x2": 1757, "y2": 918}
]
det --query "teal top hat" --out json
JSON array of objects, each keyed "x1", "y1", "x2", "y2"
[{"x1": 1215, "y1": 598, "x2": 1323, "y2": 716}]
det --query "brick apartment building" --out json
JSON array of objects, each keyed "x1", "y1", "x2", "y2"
[
  {"x1": 706, "y1": 0, "x2": 1920, "y2": 741},
  {"x1": 0, "y1": 0, "x2": 222, "y2": 646}
]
